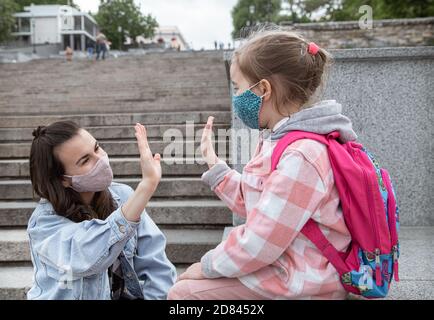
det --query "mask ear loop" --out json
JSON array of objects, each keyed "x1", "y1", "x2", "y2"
[
  {"x1": 249, "y1": 80, "x2": 268, "y2": 99},
  {"x1": 248, "y1": 81, "x2": 261, "y2": 90},
  {"x1": 251, "y1": 81, "x2": 268, "y2": 131}
]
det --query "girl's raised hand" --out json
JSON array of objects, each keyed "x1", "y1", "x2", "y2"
[
  {"x1": 200, "y1": 116, "x2": 219, "y2": 169},
  {"x1": 135, "y1": 123, "x2": 161, "y2": 188}
]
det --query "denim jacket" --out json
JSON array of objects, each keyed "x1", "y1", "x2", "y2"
[{"x1": 26, "y1": 182, "x2": 177, "y2": 300}]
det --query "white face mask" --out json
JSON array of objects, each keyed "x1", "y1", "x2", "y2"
[{"x1": 63, "y1": 154, "x2": 113, "y2": 192}]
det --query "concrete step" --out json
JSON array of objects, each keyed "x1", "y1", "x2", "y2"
[
  {"x1": 0, "y1": 66, "x2": 227, "y2": 78},
  {"x1": 0, "y1": 111, "x2": 231, "y2": 128},
  {"x1": 0, "y1": 177, "x2": 216, "y2": 200},
  {"x1": 0, "y1": 80, "x2": 229, "y2": 96},
  {"x1": 0, "y1": 63, "x2": 227, "y2": 83},
  {"x1": 0, "y1": 199, "x2": 233, "y2": 227},
  {"x1": 0, "y1": 87, "x2": 229, "y2": 101},
  {"x1": 0, "y1": 157, "x2": 222, "y2": 178},
  {"x1": 0, "y1": 123, "x2": 231, "y2": 142},
  {"x1": 0, "y1": 139, "x2": 231, "y2": 158},
  {"x1": 0, "y1": 265, "x2": 33, "y2": 300},
  {"x1": 0, "y1": 227, "x2": 223, "y2": 264},
  {"x1": 0, "y1": 101, "x2": 230, "y2": 115},
  {"x1": 0, "y1": 53, "x2": 227, "y2": 75},
  {"x1": 0, "y1": 50, "x2": 224, "y2": 65},
  {"x1": 0, "y1": 58, "x2": 227, "y2": 77},
  {"x1": 0, "y1": 263, "x2": 190, "y2": 300}
]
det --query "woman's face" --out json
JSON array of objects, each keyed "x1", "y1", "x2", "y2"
[{"x1": 54, "y1": 129, "x2": 107, "y2": 184}]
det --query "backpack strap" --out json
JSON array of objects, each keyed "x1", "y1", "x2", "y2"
[
  {"x1": 271, "y1": 131, "x2": 339, "y2": 171},
  {"x1": 301, "y1": 220, "x2": 349, "y2": 275},
  {"x1": 271, "y1": 130, "x2": 349, "y2": 276}
]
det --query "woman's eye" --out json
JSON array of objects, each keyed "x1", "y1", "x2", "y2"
[
  {"x1": 95, "y1": 145, "x2": 100, "y2": 151},
  {"x1": 82, "y1": 158, "x2": 89, "y2": 164}
]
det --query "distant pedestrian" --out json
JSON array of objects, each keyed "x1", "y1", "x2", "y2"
[
  {"x1": 86, "y1": 46, "x2": 94, "y2": 60},
  {"x1": 171, "y1": 37, "x2": 181, "y2": 51},
  {"x1": 214, "y1": 41, "x2": 218, "y2": 50},
  {"x1": 96, "y1": 31, "x2": 108, "y2": 60},
  {"x1": 219, "y1": 42, "x2": 224, "y2": 50},
  {"x1": 65, "y1": 46, "x2": 73, "y2": 62}
]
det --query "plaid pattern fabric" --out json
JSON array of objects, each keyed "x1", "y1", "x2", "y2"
[{"x1": 201, "y1": 138, "x2": 352, "y2": 299}]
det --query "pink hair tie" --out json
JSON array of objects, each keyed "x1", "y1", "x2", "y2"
[{"x1": 308, "y1": 42, "x2": 319, "y2": 55}]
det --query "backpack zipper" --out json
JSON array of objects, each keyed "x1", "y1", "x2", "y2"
[
  {"x1": 354, "y1": 147, "x2": 382, "y2": 287},
  {"x1": 381, "y1": 168, "x2": 400, "y2": 282},
  {"x1": 392, "y1": 244, "x2": 399, "y2": 281}
]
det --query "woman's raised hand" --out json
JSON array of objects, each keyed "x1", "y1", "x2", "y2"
[
  {"x1": 200, "y1": 116, "x2": 219, "y2": 169},
  {"x1": 135, "y1": 123, "x2": 161, "y2": 188},
  {"x1": 120, "y1": 123, "x2": 162, "y2": 223}
]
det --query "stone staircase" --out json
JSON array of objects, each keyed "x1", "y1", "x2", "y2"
[{"x1": 0, "y1": 51, "x2": 233, "y2": 299}]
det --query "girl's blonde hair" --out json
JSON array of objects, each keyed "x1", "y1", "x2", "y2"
[{"x1": 232, "y1": 28, "x2": 332, "y2": 115}]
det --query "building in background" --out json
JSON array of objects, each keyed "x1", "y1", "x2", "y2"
[
  {"x1": 12, "y1": 4, "x2": 98, "y2": 52},
  {"x1": 135, "y1": 26, "x2": 189, "y2": 51}
]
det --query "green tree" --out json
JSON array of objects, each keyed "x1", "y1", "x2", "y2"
[
  {"x1": 327, "y1": 0, "x2": 434, "y2": 21},
  {"x1": 281, "y1": 0, "x2": 315, "y2": 22},
  {"x1": 94, "y1": 0, "x2": 158, "y2": 50},
  {"x1": 231, "y1": 0, "x2": 434, "y2": 37},
  {"x1": 0, "y1": 0, "x2": 19, "y2": 43},
  {"x1": 232, "y1": 0, "x2": 282, "y2": 38},
  {"x1": 276, "y1": 0, "x2": 329, "y2": 24}
]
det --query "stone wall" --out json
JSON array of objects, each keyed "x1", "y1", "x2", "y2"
[
  {"x1": 227, "y1": 46, "x2": 434, "y2": 227},
  {"x1": 0, "y1": 44, "x2": 61, "y2": 63},
  {"x1": 280, "y1": 17, "x2": 434, "y2": 49}
]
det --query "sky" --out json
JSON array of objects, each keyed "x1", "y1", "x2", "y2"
[{"x1": 74, "y1": 0, "x2": 238, "y2": 50}]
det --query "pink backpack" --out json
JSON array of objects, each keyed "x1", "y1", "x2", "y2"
[{"x1": 271, "y1": 131, "x2": 400, "y2": 298}]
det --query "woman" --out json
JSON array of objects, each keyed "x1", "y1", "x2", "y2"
[{"x1": 27, "y1": 120, "x2": 176, "y2": 299}]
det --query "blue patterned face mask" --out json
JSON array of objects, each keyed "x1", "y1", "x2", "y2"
[{"x1": 232, "y1": 81, "x2": 265, "y2": 129}]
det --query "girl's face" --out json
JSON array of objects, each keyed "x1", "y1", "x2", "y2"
[
  {"x1": 230, "y1": 62, "x2": 254, "y2": 96},
  {"x1": 230, "y1": 62, "x2": 278, "y2": 129},
  {"x1": 54, "y1": 129, "x2": 107, "y2": 186}
]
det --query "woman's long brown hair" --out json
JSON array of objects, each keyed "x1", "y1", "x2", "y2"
[{"x1": 29, "y1": 121, "x2": 116, "y2": 223}]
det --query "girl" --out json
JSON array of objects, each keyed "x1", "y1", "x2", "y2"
[
  {"x1": 27, "y1": 121, "x2": 176, "y2": 299},
  {"x1": 169, "y1": 30, "x2": 357, "y2": 300}
]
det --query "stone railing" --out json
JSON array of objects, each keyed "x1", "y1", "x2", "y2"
[{"x1": 280, "y1": 17, "x2": 434, "y2": 49}]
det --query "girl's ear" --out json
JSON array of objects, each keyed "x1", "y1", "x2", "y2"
[
  {"x1": 61, "y1": 176, "x2": 71, "y2": 188},
  {"x1": 259, "y1": 79, "x2": 272, "y2": 102}
]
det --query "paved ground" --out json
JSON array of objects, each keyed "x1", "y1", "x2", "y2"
[{"x1": 382, "y1": 227, "x2": 434, "y2": 300}]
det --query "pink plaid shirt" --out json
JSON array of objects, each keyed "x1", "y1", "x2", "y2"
[{"x1": 201, "y1": 135, "x2": 352, "y2": 299}]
